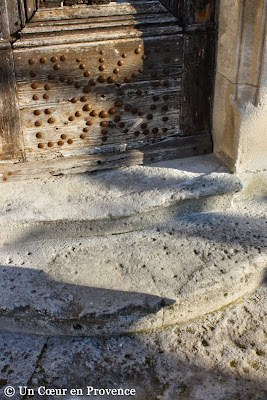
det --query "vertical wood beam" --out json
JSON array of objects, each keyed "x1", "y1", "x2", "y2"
[
  {"x1": 180, "y1": 30, "x2": 215, "y2": 136},
  {"x1": 0, "y1": 0, "x2": 24, "y2": 161},
  {"x1": 182, "y1": 0, "x2": 216, "y2": 26},
  {"x1": 24, "y1": 0, "x2": 37, "y2": 20},
  {"x1": 179, "y1": 1, "x2": 217, "y2": 136},
  {"x1": 159, "y1": 0, "x2": 216, "y2": 25}
]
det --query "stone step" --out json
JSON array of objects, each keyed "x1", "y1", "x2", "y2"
[
  {"x1": 0, "y1": 212, "x2": 265, "y2": 337},
  {"x1": 1, "y1": 154, "x2": 264, "y2": 337},
  {"x1": 0, "y1": 155, "x2": 241, "y2": 245}
]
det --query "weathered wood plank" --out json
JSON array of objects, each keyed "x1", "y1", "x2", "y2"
[
  {"x1": 13, "y1": 34, "x2": 182, "y2": 161},
  {"x1": 22, "y1": 14, "x2": 178, "y2": 34},
  {"x1": 23, "y1": 112, "x2": 181, "y2": 161},
  {"x1": 16, "y1": 77, "x2": 182, "y2": 105},
  {"x1": 31, "y1": 1, "x2": 169, "y2": 22},
  {"x1": 14, "y1": 35, "x2": 183, "y2": 102},
  {"x1": 1, "y1": 0, "x2": 215, "y2": 178},
  {"x1": 38, "y1": 0, "x2": 62, "y2": 8},
  {"x1": 0, "y1": 0, "x2": 10, "y2": 44},
  {"x1": 0, "y1": 50, "x2": 24, "y2": 161},
  {"x1": 0, "y1": 1, "x2": 25, "y2": 161},
  {"x1": 17, "y1": 74, "x2": 181, "y2": 106},
  {"x1": 183, "y1": 0, "x2": 217, "y2": 25},
  {"x1": 0, "y1": 134, "x2": 212, "y2": 182},
  {"x1": 5, "y1": 0, "x2": 24, "y2": 37},
  {"x1": 25, "y1": 13, "x2": 177, "y2": 29},
  {"x1": 0, "y1": 0, "x2": 23, "y2": 41},
  {"x1": 21, "y1": 95, "x2": 181, "y2": 160},
  {"x1": 25, "y1": 0, "x2": 37, "y2": 21},
  {"x1": 14, "y1": 24, "x2": 182, "y2": 47},
  {"x1": 159, "y1": 0, "x2": 217, "y2": 25},
  {"x1": 159, "y1": 0, "x2": 184, "y2": 21},
  {"x1": 180, "y1": 31, "x2": 215, "y2": 136},
  {"x1": 17, "y1": 0, "x2": 27, "y2": 29}
]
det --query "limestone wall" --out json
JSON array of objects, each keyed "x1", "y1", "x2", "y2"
[{"x1": 213, "y1": 0, "x2": 267, "y2": 173}]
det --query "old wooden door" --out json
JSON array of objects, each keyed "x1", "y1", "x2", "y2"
[{"x1": 0, "y1": 0, "x2": 216, "y2": 181}]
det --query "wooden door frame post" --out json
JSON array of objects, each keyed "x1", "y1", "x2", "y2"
[{"x1": 0, "y1": 0, "x2": 24, "y2": 161}]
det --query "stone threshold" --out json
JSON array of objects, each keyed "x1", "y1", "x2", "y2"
[{"x1": 0, "y1": 154, "x2": 242, "y2": 245}]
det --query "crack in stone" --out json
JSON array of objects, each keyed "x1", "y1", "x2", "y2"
[
  {"x1": 147, "y1": 272, "x2": 166, "y2": 329},
  {"x1": 217, "y1": 71, "x2": 260, "y2": 88},
  {"x1": 21, "y1": 337, "x2": 49, "y2": 400}
]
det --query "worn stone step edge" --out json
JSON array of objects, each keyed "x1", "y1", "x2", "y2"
[
  {"x1": 2, "y1": 193, "x2": 235, "y2": 245},
  {"x1": 0, "y1": 257, "x2": 264, "y2": 337},
  {"x1": 0, "y1": 157, "x2": 241, "y2": 220}
]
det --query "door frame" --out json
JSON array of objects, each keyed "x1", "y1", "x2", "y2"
[{"x1": 0, "y1": 0, "x2": 217, "y2": 171}]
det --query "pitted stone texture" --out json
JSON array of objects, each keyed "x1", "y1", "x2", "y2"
[
  {"x1": 0, "y1": 155, "x2": 241, "y2": 245},
  {"x1": 0, "y1": 207, "x2": 265, "y2": 336},
  {"x1": 0, "y1": 333, "x2": 47, "y2": 400},
  {"x1": 0, "y1": 286, "x2": 266, "y2": 400},
  {"x1": 0, "y1": 155, "x2": 240, "y2": 227}
]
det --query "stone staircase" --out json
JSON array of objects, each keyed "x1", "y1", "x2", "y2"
[
  {"x1": 0, "y1": 154, "x2": 266, "y2": 338},
  {"x1": 0, "y1": 154, "x2": 266, "y2": 399}
]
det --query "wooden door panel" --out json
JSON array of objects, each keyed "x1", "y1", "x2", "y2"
[
  {"x1": 0, "y1": 0, "x2": 216, "y2": 181},
  {"x1": 14, "y1": 36, "x2": 183, "y2": 161}
]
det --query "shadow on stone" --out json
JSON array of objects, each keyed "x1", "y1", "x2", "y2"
[{"x1": 0, "y1": 264, "x2": 174, "y2": 337}]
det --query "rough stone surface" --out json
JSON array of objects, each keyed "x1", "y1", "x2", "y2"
[
  {"x1": 0, "y1": 285, "x2": 266, "y2": 400},
  {"x1": 0, "y1": 154, "x2": 266, "y2": 398},
  {"x1": 0, "y1": 154, "x2": 239, "y2": 225},
  {"x1": 0, "y1": 155, "x2": 242, "y2": 245},
  {"x1": 0, "y1": 197, "x2": 266, "y2": 336},
  {"x1": 213, "y1": 0, "x2": 267, "y2": 172},
  {"x1": 236, "y1": 172, "x2": 267, "y2": 201},
  {"x1": 0, "y1": 333, "x2": 46, "y2": 400}
]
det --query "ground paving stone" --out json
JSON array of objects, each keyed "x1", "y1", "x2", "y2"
[{"x1": 0, "y1": 286, "x2": 266, "y2": 400}]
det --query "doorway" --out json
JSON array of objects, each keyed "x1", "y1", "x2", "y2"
[{"x1": 0, "y1": 0, "x2": 216, "y2": 180}]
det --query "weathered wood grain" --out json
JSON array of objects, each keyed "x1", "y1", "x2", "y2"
[
  {"x1": 0, "y1": 1, "x2": 24, "y2": 161},
  {"x1": 14, "y1": 35, "x2": 183, "y2": 84},
  {"x1": 13, "y1": 35, "x2": 182, "y2": 161},
  {"x1": 0, "y1": 2, "x2": 9, "y2": 50},
  {"x1": 5, "y1": 0, "x2": 24, "y2": 36},
  {"x1": 182, "y1": 0, "x2": 216, "y2": 25},
  {"x1": 14, "y1": 24, "x2": 182, "y2": 47},
  {"x1": 0, "y1": 50, "x2": 24, "y2": 161},
  {"x1": 23, "y1": 114, "x2": 181, "y2": 161},
  {"x1": 180, "y1": 30, "x2": 215, "y2": 136},
  {"x1": 159, "y1": 0, "x2": 184, "y2": 21},
  {"x1": 31, "y1": 1, "x2": 169, "y2": 22},
  {"x1": 38, "y1": 0, "x2": 62, "y2": 8},
  {"x1": 22, "y1": 100, "x2": 181, "y2": 159},
  {"x1": 16, "y1": 78, "x2": 182, "y2": 106},
  {"x1": 159, "y1": 0, "x2": 217, "y2": 25},
  {"x1": 0, "y1": 0, "x2": 215, "y2": 178},
  {"x1": 25, "y1": 0, "x2": 37, "y2": 20},
  {"x1": 25, "y1": 13, "x2": 176, "y2": 29},
  {"x1": 22, "y1": 14, "x2": 178, "y2": 34}
]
